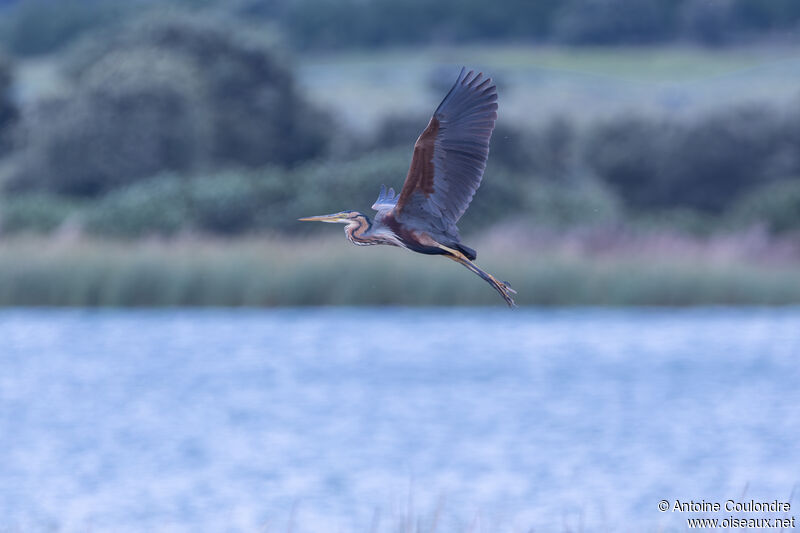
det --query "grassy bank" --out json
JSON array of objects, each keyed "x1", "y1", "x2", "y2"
[{"x1": 1, "y1": 235, "x2": 799, "y2": 307}]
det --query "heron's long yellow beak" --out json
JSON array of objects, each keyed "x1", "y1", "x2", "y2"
[{"x1": 298, "y1": 213, "x2": 346, "y2": 223}]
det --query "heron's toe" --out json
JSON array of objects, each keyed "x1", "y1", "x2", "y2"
[{"x1": 501, "y1": 281, "x2": 517, "y2": 294}]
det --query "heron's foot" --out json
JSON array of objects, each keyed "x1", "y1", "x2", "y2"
[
  {"x1": 503, "y1": 292, "x2": 519, "y2": 308},
  {"x1": 440, "y1": 245, "x2": 517, "y2": 307},
  {"x1": 501, "y1": 281, "x2": 517, "y2": 295},
  {"x1": 491, "y1": 277, "x2": 517, "y2": 308}
]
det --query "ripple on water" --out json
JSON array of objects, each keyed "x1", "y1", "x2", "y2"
[{"x1": 0, "y1": 307, "x2": 798, "y2": 532}]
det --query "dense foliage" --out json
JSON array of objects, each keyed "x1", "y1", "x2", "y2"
[
  {"x1": 0, "y1": 0, "x2": 131, "y2": 56},
  {"x1": 219, "y1": 0, "x2": 800, "y2": 48},
  {"x1": 0, "y1": 53, "x2": 17, "y2": 156},
  {"x1": 7, "y1": 15, "x2": 331, "y2": 196},
  {"x1": 729, "y1": 179, "x2": 800, "y2": 234},
  {"x1": 0, "y1": 5, "x2": 798, "y2": 239},
  {"x1": 585, "y1": 105, "x2": 800, "y2": 212},
  {"x1": 2, "y1": 0, "x2": 800, "y2": 56}
]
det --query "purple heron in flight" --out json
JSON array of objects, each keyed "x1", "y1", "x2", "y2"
[{"x1": 299, "y1": 67, "x2": 516, "y2": 307}]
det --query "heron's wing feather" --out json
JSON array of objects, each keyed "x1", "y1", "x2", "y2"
[
  {"x1": 371, "y1": 184, "x2": 398, "y2": 211},
  {"x1": 394, "y1": 68, "x2": 497, "y2": 233}
]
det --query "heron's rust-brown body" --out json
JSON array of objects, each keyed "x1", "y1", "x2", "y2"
[{"x1": 382, "y1": 212, "x2": 442, "y2": 254}]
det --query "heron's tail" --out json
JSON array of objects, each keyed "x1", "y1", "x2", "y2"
[{"x1": 454, "y1": 243, "x2": 477, "y2": 261}]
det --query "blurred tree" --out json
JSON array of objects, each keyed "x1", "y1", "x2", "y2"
[
  {"x1": 0, "y1": 52, "x2": 18, "y2": 156},
  {"x1": 679, "y1": 0, "x2": 736, "y2": 45},
  {"x1": 232, "y1": 0, "x2": 561, "y2": 49},
  {"x1": 521, "y1": 177, "x2": 621, "y2": 228},
  {"x1": 731, "y1": 0, "x2": 800, "y2": 32},
  {"x1": 729, "y1": 179, "x2": 800, "y2": 234},
  {"x1": 14, "y1": 49, "x2": 211, "y2": 195},
  {"x1": 234, "y1": 0, "x2": 800, "y2": 47},
  {"x1": 0, "y1": 0, "x2": 129, "y2": 56},
  {"x1": 12, "y1": 14, "x2": 331, "y2": 196},
  {"x1": 487, "y1": 123, "x2": 537, "y2": 174},
  {"x1": 3, "y1": 0, "x2": 798, "y2": 56},
  {"x1": 665, "y1": 105, "x2": 794, "y2": 212},
  {"x1": 366, "y1": 114, "x2": 427, "y2": 152},
  {"x1": 552, "y1": 0, "x2": 678, "y2": 44},
  {"x1": 528, "y1": 117, "x2": 580, "y2": 181},
  {"x1": 68, "y1": 14, "x2": 331, "y2": 168},
  {"x1": 586, "y1": 105, "x2": 799, "y2": 213},
  {"x1": 584, "y1": 115, "x2": 673, "y2": 209}
]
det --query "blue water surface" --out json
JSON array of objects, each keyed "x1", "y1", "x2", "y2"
[{"x1": 0, "y1": 307, "x2": 798, "y2": 532}]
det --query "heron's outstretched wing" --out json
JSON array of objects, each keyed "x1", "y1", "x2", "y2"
[{"x1": 393, "y1": 68, "x2": 497, "y2": 234}]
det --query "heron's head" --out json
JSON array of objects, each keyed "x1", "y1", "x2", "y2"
[{"x1": 298, "y1": 211, "x2": 364, "y2": 224}]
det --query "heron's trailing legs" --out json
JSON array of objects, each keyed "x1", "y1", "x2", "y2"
[{"x1": 437, "y1": 245, "x2": 517, "y2": 308}]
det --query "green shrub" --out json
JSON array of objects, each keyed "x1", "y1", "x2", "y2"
[
  {"x1": 523, "y1": 178, "x2": 621, "y2": 228},
  {"x1": 0, "y1": 194, "x2": 80, "y2": 234},
  {"x1": 632, "y1": 208, "x2": 718, "y2": 236},
  {"x1": 728, "y1": 179, "x2": 800, "y2": 234},
  {"x1": 288, "y1": 148, "x2": 413, "y2": 220},
  {"x1": 516, "y1": 117, "x2": 578, "y2": 181},
  {"x1": 666, "y1": 105, "x2": 795, "y2": 212},
  {"x1": 584, "y1": 115, "x2": 674, "y2": 208},
  {"x1": 585, "y1": 105, "x2": 800, "y2": 213},
  {"x1": 75, "y1": 150, "x2": 427, "y2": 237},
  {"x1": 82, "y1": 168, "x2": 301, "y2": 237},
  {"x1": 83, "y1": 178, "x2": 191, "y2": 237},
  {"x1": 190, "y1": 172, "x2": 295, "y2": 234}
]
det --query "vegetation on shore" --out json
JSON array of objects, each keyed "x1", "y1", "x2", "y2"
[
  {"x1": 0, "y1": 6, "x2": 799, "y2": 307},
  {"x1": 2, "y1": 17, "x2": 800, "y2": 242},
  {"x1": 1, "y1": 235, "x2": 798, "y2": 307}
]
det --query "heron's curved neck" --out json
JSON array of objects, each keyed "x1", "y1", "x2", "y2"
[{"x1": 344, "y1": 213, "x2": 374, "y2": 245}]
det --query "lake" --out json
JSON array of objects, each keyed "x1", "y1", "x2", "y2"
[{"x1": 1, "y1": 308, "x2": 798, "y2": 532}]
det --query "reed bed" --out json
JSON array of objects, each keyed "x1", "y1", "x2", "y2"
[{"x1": 0, "y1": 235, "x2": 799, "y2": 307}]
